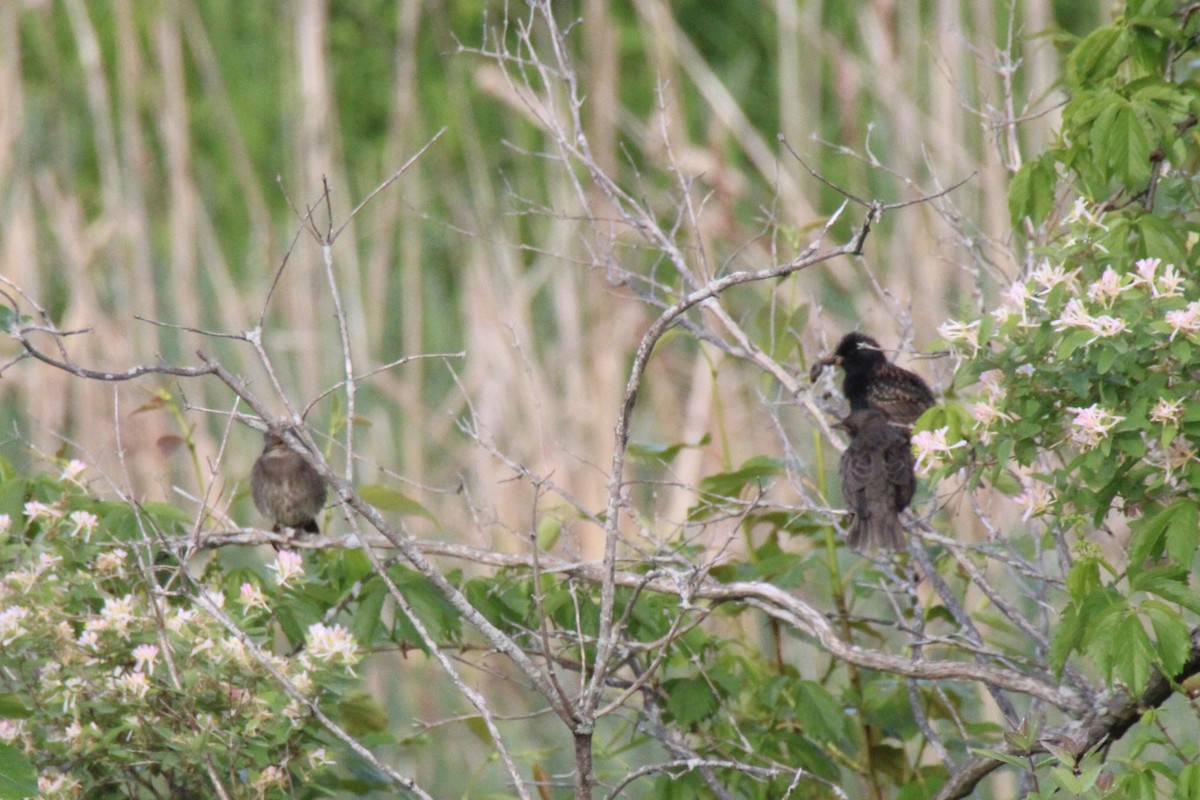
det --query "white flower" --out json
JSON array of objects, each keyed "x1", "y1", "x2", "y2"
[
  {"x1": 998, "y1": 280, "x2": 1033, "y2": 323},
  {"x1": 305, "y1": 623, "x2": 360, "y2": 667},
  {"x1": 23, "y1": 501, "x2": 63, "y2": 521},
  {"x1": 1133, "y1": 256, "x2": 1160, "y2": 287},
  {"x1": 1157, "y1": 437, "x2": 1198, "y2": 482},
  {"x1": 252, "y1": 765, "x2": 287, "y2": 792},
  {"x1": 1150, "y1": 398, "x2": 1185, "y2": 426},
  {"x1": 1066, "y1": 404, "x2": 1125, "y2": 448},
  {"x1": 1013, "y1": 479, "x2": 1054, "y2": 522},
  {"x1": 95, "y1": 548, "x2": 128, "y2": 575},
  {"x1": 1064, "y1": 197, "x2": 1107, "y2": 228},
  {"x1": 114, "y1": 669, "x2": 151, "y2": 699},
  {"x1": 0, "y1": 515, "x2": 10, "y2": 536},
  {"x1": 0, "y1": 606, "x2": 29, "y2": 646},
  {"x1": 1086, "y1": 267, "x2": 1125, "y2": 306},
  {"x1": 269, "y1": 550, "x2": 305, "y2": 587},
  {"x1": 99, "y1": 594, "x2": 136, "y2": 632},
  {"x1": 1156, "y1": 263, "x2": 1184, "y2": 297},
  {"x1": 938, "y1": 319, "x2": 982, "y2": 354},
  {"x1": 68, "y1": 510, "x2": 99, "y2": 542},
  {"x1": 0, "y1": 719, "x2": 24, "y2": 743},
  {"x1": 132, "y1": 644, "x2": 160, "y2": 675},
  {"x1": 1030, "y1": 261, "x2": 1080, "y2": 294},
  {"x1": 978, "y1": 369, "x2": 1007, "y2": 402},
  {"x1": 59, "y1": 459, "x2": 87, "y2": 483}
]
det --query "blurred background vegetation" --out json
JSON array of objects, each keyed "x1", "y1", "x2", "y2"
[{"x1": 0, "y1": 0, "x2": 1102, "y2": 793}]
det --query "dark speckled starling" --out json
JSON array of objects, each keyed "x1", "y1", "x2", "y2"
[
  {"x1": 250, "y1": 428, "x2": 327, "y2": 534},
  {"x1": 811, "y1": 332, "x2": 935, "y2": 426},
  {"x1": 838, "y1": 409, "x2": 916, "y2": 551}
]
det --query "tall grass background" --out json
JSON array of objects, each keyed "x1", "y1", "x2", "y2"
[{"x1": 0, "y1": 0, "x2": 1094, "y2": 792}]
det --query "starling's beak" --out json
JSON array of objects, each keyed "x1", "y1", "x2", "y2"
[{"x1": 809, "y1": 354, "x2": 842, "y2": 382}]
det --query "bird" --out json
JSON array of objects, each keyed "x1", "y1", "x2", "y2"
[
  {"x1": 810, "y1": 332, "x2": 935, "y2": 426},
  {"x1": 250, "y1": 427, "x2": 327, "y2": 535},
  {"x1": 838, "y1": 408, "x2": 916, "y2": 551}
]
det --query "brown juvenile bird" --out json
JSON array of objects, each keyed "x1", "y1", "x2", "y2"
[
  {"x1": 250, "y1": 428, "x2": 327, "y2": 534},
  {"x1": 810, "y1": 332, "x2": 935, "y2": 426},
  {"x1": 838, "y1": 409, "x2": 916, "y2": 551}
]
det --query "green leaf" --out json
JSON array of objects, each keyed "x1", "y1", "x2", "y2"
[
  {"x1": 1129, "y1": 500, "x2": 1198, "y2": 568},
  {"x1": 1008, "y1": 154, "x2": 1057, "y2": 226},
  {"x1": 536, "y1": 515, "x2": 561, "y2": 551},
  {"x1": 338, "y1": 690, "x2": 389, "y2": 736},
  {"x1": 0, "y1": 696, "x2": 32, "y2": 720},
  {"x1": 358, "y1": 484, "x2": 436, "y2": 522},
  {"x1": 697, "y1": 458, "x2": 785, "y2": 499},
  {"x1": 628, "y1": 433, "x2": 710, "y2": 463},
  {"x1": 1143, "y1": 600, "x2": 1189, "y2": 677},
  {"x1": 663, "y1": 676, "x2": 719, "y2": 725},
  {"x1": 0, "y1": 744, "x2": 37, "y2": 799},
  {"x1": 970, "y1": 747, "x2": 1032, "y2": 770},
  {"x1": 1067, "y1": 25, "x2": 1126, "y2": 87},
  {"x1": 794, "y1": 681, "x2": 849, "y2": 742}
]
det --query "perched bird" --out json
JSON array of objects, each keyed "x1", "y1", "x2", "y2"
[
  {"x1": 810, "y1": 332, "x2": 935, "y2": 426},
  {"x1": 838, "y1": 409, "x2": 916, "y2": 551},
  {"x1": 250, "y1": 428, "x2": 327, "y2": 535}
]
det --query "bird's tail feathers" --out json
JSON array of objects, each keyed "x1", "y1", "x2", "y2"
[{"x1": 847, "y1": 514, "x2": 905, "y2": 551}]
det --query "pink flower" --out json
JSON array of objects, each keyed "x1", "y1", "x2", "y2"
[
  {"x1": 911, "y1": 427, "x2": 965, "y2": 477},
  {"x1": 1165, "y1": 301, "x2": 1200, "y2": 340},
  {"x1": 1065, "y1": 404, "x2": 1125, "y2": 447}
]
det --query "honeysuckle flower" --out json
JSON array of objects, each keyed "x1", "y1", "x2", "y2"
[
  {"x1": 114, "y1": 669, "x2": 150, "y2": 699},
  {"x1": 1013, "y1": 479, "x2": 1055, "y2": 522},
  {"x1": 1157, "y1": 437, "x2": 1198, "y2": 482},
  {"x1": 1150, "y1": 398, "x2": 1185, "y2": 426},
  {"x1": 239, "y1": 582, "x2": 270, "y2": 612},
  {"x1": 59, "y1": 459, "x2": 87, "y2": 483},
  {"x1": 0, "y1": 515, "x2": 11, "y2": 536},
  {"x1": 938, "y1": 319, "x2": 982, "y2": 354},
  {"x1": 24, "y1": 500, "x2": 63, "y2": 521},
  {"x1": 99, "y1": 594, "x2": 136, "y2": 632},
  {"x1": 1064, "y1": 197, "x2": 1107, "y2": 228},
  {"x1": 68, "y1": 510, "x2": 99, "y2": 541},
  {"x1": 978, "y1": 369, "x2": 1007, "y2": 402},
  {"x1": 0, "y1": 605, "x2": 29, "y2": 645},
  {"x1": 1165, "y1": 301, "x2": 1200, "y2": 339},
  {"x1": 252, "y1": 765, "x2": 287, "y2": 792},
  {"x1": 1031, "y1": 261, "x2": 1080, "y2": 294},
  {"x1": 305, "y1": 622, "x2": 360, "y2": 667},
  {"x1": 1086, "y1": 267, "x2": 1125, "y2": 305},
  {"x1": 911, "y1": 427, "x2": 966, "y2": 477},
  {"x1": 1066, "y1": 404, "x2": 1125, "y2": 448},
  {"x1": 95, "y1": 548, "x2": 128, "y2": 575},
  {"x1": 1133, "y1": 257, "x2": 1160, "y2": 287},
  {"x1": 269, "y1": 550, "x2": 305, "y2": 587},
  {"x1": 0, "y1": 719, "x2": 25, "y2": 743},
  {"x1": 1156, "y1": 262, "x2": 1184, "y2": 297},
  {"x1": 132, "y1": 644, "x2": 160, "y2": 675}
]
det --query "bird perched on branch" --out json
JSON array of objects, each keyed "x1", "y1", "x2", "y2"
[
  {"x1": 250, "y1": 427, "x2": 327, "y2": 535},
  {"x1": 810, "y1": 332, "x2": 934, "y2": 426},
  {"x1": 838, "y1": 409, "x2": 916, "y2": 551}
]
